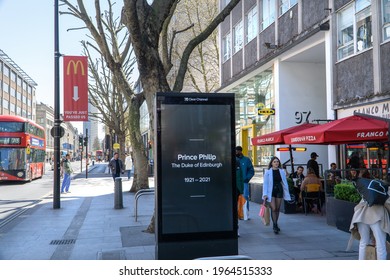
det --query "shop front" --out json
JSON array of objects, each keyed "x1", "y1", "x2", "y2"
[{"x1": 337, "y1": 100, "x2": 390, "y2": 175}]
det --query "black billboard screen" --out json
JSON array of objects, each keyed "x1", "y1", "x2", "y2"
[{"x1": 156, "y1": 93, "x2": 236, "y2": 239}]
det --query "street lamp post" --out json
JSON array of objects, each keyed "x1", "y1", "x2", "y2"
[{"x1": 53, "y1": 0, "x2": 61, "y2": 209}]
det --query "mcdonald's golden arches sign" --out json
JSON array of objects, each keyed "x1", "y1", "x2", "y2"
[{"x1": 63, "y1": 56, "x2": 88, "y2": 121}]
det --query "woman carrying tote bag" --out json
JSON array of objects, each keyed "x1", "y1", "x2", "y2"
[{"x1": 262, "y1": 156, "x2": 291, "y2": 234}]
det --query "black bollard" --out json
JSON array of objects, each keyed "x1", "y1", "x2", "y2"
[{"x1": 114, "y1": 177, "x2": 123, "y2": 209}]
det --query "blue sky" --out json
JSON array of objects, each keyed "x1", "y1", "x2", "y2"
[
  {"x1": 0, "y1": 1, "x2": 88, "y2": 107},
  {"x1": 0, "y1": 1, "x2": 123, "y2": 134}
]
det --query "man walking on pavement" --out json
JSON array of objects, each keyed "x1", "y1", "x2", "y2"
[
  {"x1": 61, "y1": 154, "x2": 73, "y2": 194},
  {"x1": 235, "y1": 146, "x2": 255, "y2": 220},
  {"x1": 108, "y1": 152, "x2": 125, "y2": 181}
]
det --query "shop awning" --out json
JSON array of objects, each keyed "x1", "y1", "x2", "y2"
[
  {"x1": 284, "y1": 115, "x2": 389, "y2": 145},
  {"x1": 251, "y1": 122, "x2": 318, "y2": 146}
]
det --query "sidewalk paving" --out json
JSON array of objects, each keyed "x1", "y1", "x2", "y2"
[{"x1": 0, "y1": 167, "x2": 359, "y2": 260}]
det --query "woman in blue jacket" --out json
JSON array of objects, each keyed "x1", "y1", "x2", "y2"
[
  {"x1": 236, "y1": 146, "x2": 255, "y2": 218},
  {"x1": 262, "y1": 156, "x2": 291, "y2": 234}
]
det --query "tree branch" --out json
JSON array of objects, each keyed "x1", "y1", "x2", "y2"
[{"x1": 173, "y1": 0, "x2": 240, "y2": 92}]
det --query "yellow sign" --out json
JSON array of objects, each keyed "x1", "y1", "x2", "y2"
[
  {"x1": 66, "y1": 60, "x2": 85, "y2": 76},
  {"x1": 258, "y1": 108, "x2": 275, "y2": 116},
  {"x1": 26, "y1": 146, "x2": 31, "y2": 155},
  {"x1": 113, "y1": 143, "x2": 120, "y2": 149}
]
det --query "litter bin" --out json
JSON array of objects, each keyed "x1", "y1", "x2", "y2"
[{"x1": 114, "y1": 177, "x2": 123, "y2": 209}]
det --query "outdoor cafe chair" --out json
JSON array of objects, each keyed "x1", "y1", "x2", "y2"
[{"x1": 302, "y1": 183, "x2": 322, "y2": 216}]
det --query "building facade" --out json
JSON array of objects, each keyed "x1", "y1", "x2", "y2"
[
  {"x1": 0, "y1": 49, "x2": 37, "y2": 120},
  {"x1": 36, "y1": 103, "x2": 79, "y2": 160},
  {"x1": 36, "y1": 103, "x2": 55, "y2": 161},
  {"x1": 219, "y1": 0, "x2": 390, "y2": 173},
  {"x1": 83, "y1": 103, "x2": 99, "y2": 153}
]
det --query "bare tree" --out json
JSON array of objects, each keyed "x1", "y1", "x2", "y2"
[
  {"x1": 92, "y1": 136, "x2": 101, "y2": 151},
  {"x1": 83, "y1": 43, "x2": 130, "y2": 163},
  {"x1": 60, "y1": 0, "x2": 150, "y2": 191},
  {"x1": 168, "y1": 0, "x2": 220, "y2": 93},
  {"x1": 61, "y1": 0, "x2": 241, "y2": 233}
]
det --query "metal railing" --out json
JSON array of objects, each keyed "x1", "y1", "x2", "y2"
[{"x1": 134, "y1": 188, "x2": 155, "y2": 221}]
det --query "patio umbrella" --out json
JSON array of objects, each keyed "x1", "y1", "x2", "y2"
[
  {"x1": 251, "y1": 122, "x2": 318, "y2": 172},
  {"x1": 284, "y1": 115, "x2": 389, "y2": 145},
  {"x1": 251, "y1": 122, "x2": 318, "y2": 145}
]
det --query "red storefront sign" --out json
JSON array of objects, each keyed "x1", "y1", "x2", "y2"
[{"x1": 63, "y1": 56, "x2": 88, "y2": 121}]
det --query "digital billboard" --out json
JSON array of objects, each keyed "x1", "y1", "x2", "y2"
[{"x1": 155, "y1": 92, "x2": 236, "y2": 243}]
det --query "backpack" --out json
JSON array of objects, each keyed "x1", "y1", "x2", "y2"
[{"x1": 354, "y1": 178, "x2": 389, "y2": 207}]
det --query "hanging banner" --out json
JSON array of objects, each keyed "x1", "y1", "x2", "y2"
[{"x1": 63, "y1": 56, "x2": 88, "y2": 121}]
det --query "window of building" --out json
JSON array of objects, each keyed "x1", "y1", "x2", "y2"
[
  {"x1": 10, "y1": 103, "x2": 15, "y2": 112},
  {"x1": 233, "y1": 20, "x2": 243, "y2": 53},
  {"x1": 10, "y1": 87, "x2": 16, "y2": 97},
  {"x1": 246, "y1": 5, "x2": 258, "y2": 44},
  {"x1": 3, "y1": 81, "x2": 9, "y2": 93},
  {"x1": 231, "y1": 70, "x2": 274, "y2": 166},
  {"x1": 3, "y1": 99, "x2": 9, "y2": 109},
  {"x1": 17, "y1": 76, "x2": 22, "y2": 87},
  {"x1": 16, "y1": 106, "x2": 21, "y2": 115},
  {"x1": 10, "y1": 71, "x2": 16, "y2": 82},
  {"x1": 279, "y1": 0, "x2": 297, "y2": 16},
  {"x1": 262, "y1": 0, "x2": 276, "y2": 30},
  {"x1": 356, "y1": 1, "x2": 372, "y2": 51},
  {"x1": 23, "y1": 95, "x2": 27, "y2": 104},
  {"x1": 3, "y1": 65, "x2": 10, "y2": 77},
  {"x1": 222, "y1": 32, "x2": 232, "y2": 62},
  {"x1": 16, "y1": 91, "x2": 21, "y2": 101},
  {"x1": 28, "y1": 86, "x2": 32, "y2": 94},
  {"x1": 337, "y1": 1, "x2": 372, "y2": 60},
  {"x1": 383, "y1": 0, "x2": 390, "y2": 41},
  {"x1": 337, "y1": 5, "x2": 354, "y2": 59}
]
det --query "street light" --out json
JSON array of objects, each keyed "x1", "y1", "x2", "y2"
[{"x1": 53, "y1": 0, "x2": 61, "y2": 209}]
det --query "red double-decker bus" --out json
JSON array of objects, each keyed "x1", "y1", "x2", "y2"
[
  {"x1": 0, "y1": 115, "x2": 46, "y2": 181},
  {"x1": 95, "y1": 150, "x2": 103, "y2": 162}
]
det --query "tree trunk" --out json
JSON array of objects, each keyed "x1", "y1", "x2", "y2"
[
  {"x1": 144, "y1": 212, "x2": 155, "y2": 233},
  {"x1": 128, "y1": 95, "x2": 149, "y2": 192}
]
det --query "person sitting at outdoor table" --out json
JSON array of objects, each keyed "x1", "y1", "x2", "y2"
[
  {"x1": 301, "y1": 167, "x2": 323, "y2": 213},
  {"x1": 347, "y1": 169, "x2": 359, "y2": 181},
  {"x1": 360, "y1": 166, "x2": 371, "y2": 179},
  {"x1": 329, "y1": 162, "x2": 342, "y2": 183},
  {"x1": 289, "y1": 166, "x2": 305, "y2": 206}
]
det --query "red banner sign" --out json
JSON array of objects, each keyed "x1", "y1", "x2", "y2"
[{"x1": 63, "y1": 56, "x2": 88, "y2": 121}]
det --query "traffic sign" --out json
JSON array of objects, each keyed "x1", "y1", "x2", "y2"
[{"x1": 50, "y1": 126, "x2": 65, "y2": 138}]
